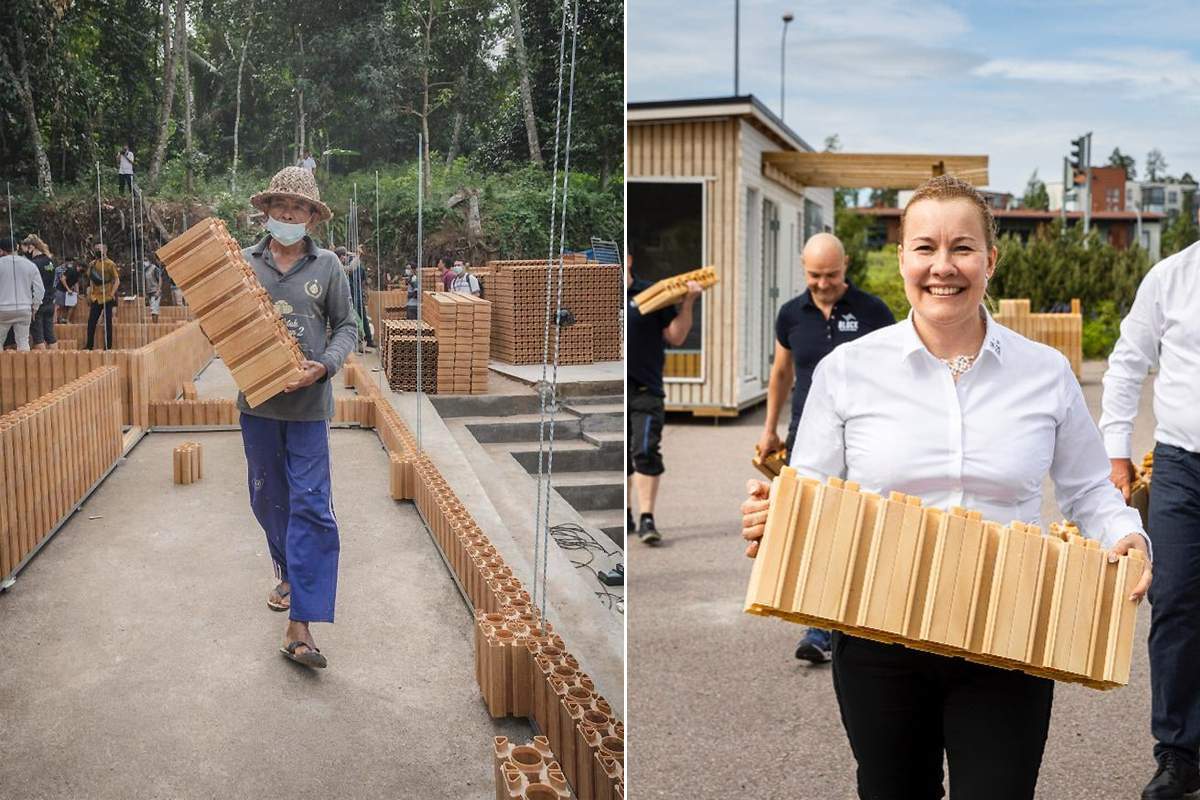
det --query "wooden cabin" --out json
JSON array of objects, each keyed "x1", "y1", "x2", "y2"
[
  {"x1": 628, "y1": 96, "x2": 833, "y2": 416},
  {"x1": 628, "y1": 95, "x2": 988, "y2": 416}
]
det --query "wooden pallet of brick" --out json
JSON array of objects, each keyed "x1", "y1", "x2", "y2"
[
  {"x1": 381, "y1": 320, "x2": 438, "y2": 393},
  {"x1": 155, "y1": 217, "x2": 306, "y2": 407},
  {"x1": 631, "y1": 266, "x2": 719, "y2": 314},
  {"x1": 745, "y1": 469, "x2": 1146, "y2": 688},
  {"x1": 995, "y1": 298, "x2": 1083, "y2": 378}
]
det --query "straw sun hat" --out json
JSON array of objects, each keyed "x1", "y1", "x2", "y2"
[{"x1": 249, "y1": 166, "x2": 332, "y2": 224}]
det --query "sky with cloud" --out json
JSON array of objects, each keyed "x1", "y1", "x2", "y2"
[{"x1": 628, "y1": 0, "x2": 1200, "y2": 195}]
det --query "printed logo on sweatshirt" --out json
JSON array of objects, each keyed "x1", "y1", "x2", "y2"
[
  {"x1": 305, "y1": 280, "x2": 322, "y2": 298},
  {"x1": 274, "y1": 300, "x2": 295, "y2": 316}
]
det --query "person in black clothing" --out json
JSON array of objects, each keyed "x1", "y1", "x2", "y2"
[
  {"x1": 757, "y1": 232, "x2": 895, "y2": 663},
  {"x1": 626, "y1": 255, "x2": 701, "y2": 545},
  {"x1": 21, "y1": 235, "x2": 58, "y2": 350}
]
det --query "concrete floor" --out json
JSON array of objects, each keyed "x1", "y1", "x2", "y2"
[
  {"x1": 627, "y1": 361, "x2": 1160, "y2": 800},
  {"x1": 0, "y1": 429, "x2": 529, "y2": 799}
]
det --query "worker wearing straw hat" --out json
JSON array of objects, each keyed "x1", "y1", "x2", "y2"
[{"x1": 241, "y1": 166, "x2": 357, "y2": 669}]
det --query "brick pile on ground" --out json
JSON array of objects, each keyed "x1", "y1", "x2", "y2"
[
  {"x1": 486, "y1": 259, "x2": 621, "y2": 365},
  {"x1": 422, "y1": 292, "x2": 491, "y2": 394},
  {"x1": 381, "y1": 320, "x2": 438, "y2": 393}
]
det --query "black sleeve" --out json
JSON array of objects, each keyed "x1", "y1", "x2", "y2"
[
  {"x1": 868, "y1": 296, "x2": 897, "y2": 328},
  {"x1": 775, "y1": 302, "x2": 794, "y2": 349}
]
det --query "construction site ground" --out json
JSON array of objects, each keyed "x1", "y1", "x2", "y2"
[
  {"x1": 0, "y1": 350, "x2": 623, "y2": 799},
  {"x1": 627, "y1": 360, "x2": 1159, "y2": 800}
]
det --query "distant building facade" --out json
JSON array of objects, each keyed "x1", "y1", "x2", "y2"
[{"x1": 854, "y1": 206, "x2": 1163, "y2": 262}]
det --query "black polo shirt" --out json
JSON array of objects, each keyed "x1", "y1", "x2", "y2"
[
  {"x1": 627, "y1": 278, "x2": 677, "y2": 397},
  {"x1": 776, "y1": 282, "x2": 895, "y2": 431}
]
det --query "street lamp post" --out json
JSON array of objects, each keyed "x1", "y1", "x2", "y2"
[
  {"x1": 734, "y1": 0, "x2": 740, "y2": 95},
  {"x1": 780, "y1": 13, "x2": 794, "y2": 119}
]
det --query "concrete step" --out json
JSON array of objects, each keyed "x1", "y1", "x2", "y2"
[
  {"x1": 578, "y1": 509, "x2": 628, "y2": 549},
  {"x1": 566, "y1": 395, "x2": 623, "y2": 406},
  {"x1": 549, "y1": 471, "x2": 624, "y2": 512},
  {"x1": 429, "y1": 394, "x2": 544, "y2": 418},
  {"x1": 511, "y1": 443, "x2": 623, "y2": 473},
  {"x1": 582, "y1": 430, "x2": 623, "y2": 448},
  {"x1": 461, "y1": 414, "x2": 582, "y2": 444},
  {"x1": 564, "y1": 402, "x2": 623, "y2": 416}
]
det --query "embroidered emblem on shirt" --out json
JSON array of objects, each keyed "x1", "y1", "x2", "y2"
[
  {"x1": 305, "y1": 280, "x2": 322, "y2": 298},
  {"x1": 837, "y1": 312, "x2": 859, "y2": 333},
  {"x1": 274, "y1": 300, "x2": 294, "y2": 316}
]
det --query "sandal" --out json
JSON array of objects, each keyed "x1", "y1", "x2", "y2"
[
  {"x1": 267, "y1": 582, "x2": 290, "y2": 612},
  {"x1": 280, "y1": 640, "x2": 327, "y2": 669}
]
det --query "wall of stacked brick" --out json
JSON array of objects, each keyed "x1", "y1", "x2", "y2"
[
  {"x1": 422, "y1": 292, "x2": 491, "y2": 394},
  {"x1": 486, "y1": 259, "x2": 622, "y2": 366},
  {"x1": 381, "y1": 320, "x2": 439, "y2": 393}
]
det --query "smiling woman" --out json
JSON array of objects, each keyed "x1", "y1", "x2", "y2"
[{"x1": 739, "y1": 174, "x2": 1152, "y2": 800}]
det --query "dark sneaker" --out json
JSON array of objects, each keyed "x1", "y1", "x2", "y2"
[
  {"x1": 627, "y1": 508, "x2": 636, "y2": 534},
  {"x1": 794, "y1": 628, "x2": 833, "y2": 663},
  {"x1": 1143, "y1": 751, "x2": 1200, "y2": 799},
  {"x1": 637, "y1": 516, "x2": 662, "y2": 545}
]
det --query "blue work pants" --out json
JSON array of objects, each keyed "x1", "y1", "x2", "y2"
[{"x1": 240, "y1": 413, "x2": 340, "y2": 623}]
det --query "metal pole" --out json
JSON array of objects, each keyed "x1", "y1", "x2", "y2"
[
  {"x1": 6, "y1": 182, "x2": 14, "y2": 247},
  {"x1": 780, "y1": 13, "x2": 793, "y2": 119},
  {"x1": 1083, "y1": 132, "x2": 1093, "y2": 237},
  {"x1": 734, "y1": 0, "x2": 740, "y2": 95},
  {"x1": 95, "y1": 162, "x2": 109, "y2": 349},
  {"x1": 416, "y1": 135, "x2": 423, "y2": 448}
]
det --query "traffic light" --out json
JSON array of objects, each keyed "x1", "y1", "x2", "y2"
[{"x1": 1070, "y1": 136, "x2": 1087, "y2": 185}]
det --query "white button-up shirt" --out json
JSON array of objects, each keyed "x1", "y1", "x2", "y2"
[
  {"x1": 1100, "y1": 240, "x2": 1200, "y2": 458},
  {"x1": 789, "y1": 310, "x2": 1145, "y2": 550}
]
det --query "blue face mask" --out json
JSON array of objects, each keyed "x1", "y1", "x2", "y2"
[{"x1": 266, "y1": 215, "x2": 308, "y2": 246}]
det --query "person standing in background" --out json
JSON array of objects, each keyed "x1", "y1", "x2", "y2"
[
  {"x1": 117, "y1": 144, "x2": 135, "y2": 194},
  {"x1": 85, "y1": 243, "x2": 120, "y2": 350},
  {"x1": 1100, "y1": 231, "x2": 1200, "y2": 800},
  {"x1": 0, "y1": 237, "x2": 44, "y2": 351},
  {"x1": 626, "y1": 255, "x2": 701, "y2": 545},
  {"x1": 22, "y1": 235, "x2": 58, "y2": 350},
  {"x1": 757, "y1": 232, "x2": 895, "y2": 664}
]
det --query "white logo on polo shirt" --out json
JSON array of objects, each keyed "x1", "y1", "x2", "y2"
[
  {"x1": 305, "y1": 280, "x2": 322, "y2": 298},
  {"x1": 837, "y1": 312, "x2": 859, "y2": 333}
]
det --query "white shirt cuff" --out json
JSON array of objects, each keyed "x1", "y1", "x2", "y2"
[{"x1": 1103, "y1": 431, "x2": 1133, "y2": 460}]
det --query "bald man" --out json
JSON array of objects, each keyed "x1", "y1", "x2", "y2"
[{"x1": 759, "y1": 232, "x2": 895, "y2": 663}]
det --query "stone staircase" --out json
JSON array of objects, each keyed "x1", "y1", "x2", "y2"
[{"x1": 431, "y1": 393, "x2": 625, "y2": 548}]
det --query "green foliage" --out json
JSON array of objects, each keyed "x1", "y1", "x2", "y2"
[
  {"x1": 1161, "y1": 191, "x2": 1199, "y2": 257},
  {"x1": 1022, "y1": 170, "x2": 1050, "y2": 211},
  {"x1": 1108, "y1": 148, "x2": 1136, "y2": 180},
  {"x1": 859, "y1": 249, "x2": 910, "y2": 320},
  {"x1": 1082, "y1": 300, "x2": 1124, "y2": 359},
  {"x1": 990, "y1": 220, "x2": 1151, "y2": 314},
  {"x1": 0, "y1": 0, "x2": 623, "y2": 195},
  {"x1": 834, "y1": 190, "x2": 870, "y2": 286}
]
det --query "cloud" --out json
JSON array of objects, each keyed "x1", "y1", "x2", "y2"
[{"x1": 974, "y1": 48, "x2": 1200, "y2": 98}]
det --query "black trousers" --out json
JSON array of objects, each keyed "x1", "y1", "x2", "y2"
[
  {"x1": 118, "y1": 173, "x2": 132, "y2": 194},
  {"x1": 86, "y1": 300, "x2": 116, "y2": 349},
  {"x1": 1148, "y1": 442, "x2": 1200, "y2": 768},
  {"x1": 832, "y1": 632, "x2": 1054, "y2": 800},
  {"x1": 627, "y1": 386, "x2": 665, "y2": 476}
]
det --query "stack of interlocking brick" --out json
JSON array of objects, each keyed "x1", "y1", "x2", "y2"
[
  {"x1": 486, "y1": 259, "x2": 621, "y2": 365},
  {"x1": 422, "y1": 292, "x2": 491, "y2": 394},
  {"x1": 746, "y1": 471, "x2": 1148, "y2": 689},
  {"x1": 380, "y1": 320, "x2": 438, "y2": 393},
  {"x1": 156, "y1": 217, "x2": 306, "y2": 407}
]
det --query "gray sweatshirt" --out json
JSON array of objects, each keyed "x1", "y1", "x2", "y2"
[
  {"x1": 236, "y1": 235, "x2": 358, "y2": 421},
  {"x1": 0, "y1": 253, "x2": 44, "y2": 313}
]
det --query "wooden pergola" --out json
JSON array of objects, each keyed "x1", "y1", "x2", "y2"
[{"x1": 761, "y1": 152, "x2": 989, "y2": 189}]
